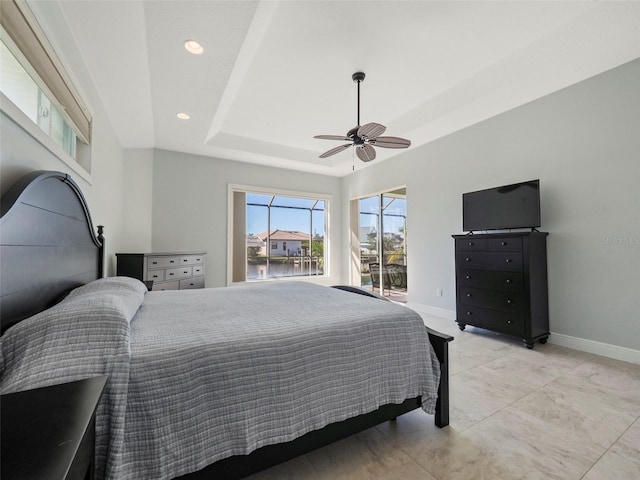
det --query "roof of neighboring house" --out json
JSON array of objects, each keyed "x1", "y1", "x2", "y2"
[
  {"x1": 246, "y1": 234, "x2": 266, "y2": 247},
  {"x1": 258, "y1": 230, "x2": 311, "y2": 242}
]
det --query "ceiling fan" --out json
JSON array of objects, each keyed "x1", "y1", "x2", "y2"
[{"x1": 314, "y1": 72, "x2": 411, "y2": 162}]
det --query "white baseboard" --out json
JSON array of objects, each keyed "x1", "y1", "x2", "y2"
[
  {"x1": 407, "y1": 303, "x2": 640, "y2": 365},
  {"x1": 407, "y1": 303, "x2": 456, "y2": 321},
  {"x1": 549, "y1": 333, "x2": 640, "y2": 365}
]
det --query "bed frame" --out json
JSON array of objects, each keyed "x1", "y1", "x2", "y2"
[{"x1": 0, "y1": 170, "x2": 453, "y2": 479}]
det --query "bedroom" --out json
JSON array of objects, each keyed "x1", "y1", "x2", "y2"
[{"x1": 1, "y1": 1, "x2": 639, "y2": 479}]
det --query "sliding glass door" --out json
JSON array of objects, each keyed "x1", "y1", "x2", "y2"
[{"x1": 358, "y1": 189, "x2": 407, "y2": 301}]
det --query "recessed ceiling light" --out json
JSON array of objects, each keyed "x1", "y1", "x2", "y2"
[
  {"x1": 177, "y1": 112, "x2": 190, "y2": 120},
  {"x1": 184, "y1": 39, "x2": 203, "y2": 55}
]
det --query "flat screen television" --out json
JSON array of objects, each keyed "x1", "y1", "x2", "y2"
[{"x1": 463, "y1": 179, "x2": 540, "y2": 231}]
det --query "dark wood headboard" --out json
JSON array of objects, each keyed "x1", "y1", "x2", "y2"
[{"x1": 0, "y1": 171, "x2": 104, "y2": 333}]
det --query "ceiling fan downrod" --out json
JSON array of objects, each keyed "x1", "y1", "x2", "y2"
[{"x1": 352, "y1": 72, "x2": 365, "y2": 127}]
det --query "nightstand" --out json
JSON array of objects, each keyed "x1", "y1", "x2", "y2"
[{"x1": 1, "y1": 375, "x2": 108, "y2": 480}]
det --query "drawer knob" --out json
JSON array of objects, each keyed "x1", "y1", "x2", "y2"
[
  {"x1": 507, "y1": 320, "x2": 512, "y2": 325},
  {"x1": 465, "y1": 257, "x2": 471, "y2": 262},
  {"x1": 507, "y1": 299, "x2": 512, "y2": 304},
  {"x1": 466, "y1": 311, "x2": 473, "y2": 316},
  {"x1": 466, "y1": 293, "x2": 472, "y2": 297},
  {"x1": 183, "y1": 259, "x2": 188, "y2": 263},
  {"x1": 501, "y1": 241, "x2": 507, "y2": 246},
  {"x1": 506, "y1": 279, "x2": 511, "y2": 284},
  {"x1": 183, "y1": 271, "x2": 188, "y2": 274},
  {"x1": 152, "y1": 261, "x2": 158, "y2": 265},
  {"x1": 170, "y1": 260, "x2": 175, "y2": 263},
  {"x1": 468, "y1": 242, "x2": 474, "y2": 246},
  {"x1": 169, "y1": 273, "x2": 174, "y2": 276},
  {"x1": 506, "y1": 259, "x2": 512, "y2": 263},
  {"x1": 465, "y1": 275, "x2": 471, "y2": 279}
]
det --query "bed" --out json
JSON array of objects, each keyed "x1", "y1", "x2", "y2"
[{"x1": 0, "y1": 171, "x2": 452, "y2": 480}]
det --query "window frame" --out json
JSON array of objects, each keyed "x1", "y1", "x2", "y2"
[
  {"x1": 0, "y1": 0, "x2": 92, "y2": 182},
  {"x1": 228, "y1": 184, "x2": 331, "y2": 285}
]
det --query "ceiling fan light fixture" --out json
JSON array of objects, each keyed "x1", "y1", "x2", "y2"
[
  {"x1": 176, "y1": 112, "x2": 190, "y2": 120},
  {"x1": 184, "y1": 39, "x2": 204, "y2": 55},
  {"x1": 314, "y1": 72, "x2": 410, "y2": 162}
]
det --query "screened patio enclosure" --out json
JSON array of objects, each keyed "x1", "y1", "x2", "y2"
[{"x1": 358, "y1": 189, "x2": 407, "y2": 302}]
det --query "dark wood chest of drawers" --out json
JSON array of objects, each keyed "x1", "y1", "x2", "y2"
[{"x1": 453, "y1": 232, "x2": 549, "y2": 348}]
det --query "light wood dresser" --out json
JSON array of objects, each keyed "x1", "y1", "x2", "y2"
[{"x1": 116, "y1": 252, "x2": 206, "y2": 291}]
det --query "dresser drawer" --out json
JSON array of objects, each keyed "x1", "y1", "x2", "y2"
[
  {"x1": 486, "y1": 237, "x2": 522, "y2": 251},
  {"x1": 192, "y1": 264, "x2": 204, "y2": 276},
  {"x1": 180, "y1": 255, "x2": 204, "y2": 266},
  {"x1": 147, "y1": 256, "x2": 180, "y2": 268},
  {"x1": 456, "y1": 251, "x2": 523, "y2": 271},
  {"x1": 457, "y1": 306, "x2": 525, "y2": 337},
  {"x1": 455, "y1": 238, "x2": 490, "y2": 251},
  {"x1": 145, "y1": 269, "x2": 165, "y2": 282},
  {"x1": 152, "y1": 280, "x2": 180, "y2": 291},
  {"x1": 166, "y1": 266, "x2": 193, "y2": 280},
  {"x1": 458, "y1": 287, "x2": 525, "y2": 313},
  {"x1": 180, "y1": 277, "x2": 205, "y2": 289},
  {"x1": 457, "y1": 268, "x2": 523, "y2": 292},
  {"x1": 455, "y1": 236, "x2": 522, "y2": 252}
]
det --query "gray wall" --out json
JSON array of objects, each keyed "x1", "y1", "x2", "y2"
[
  {"x1": 151, "y1": 149, "x2": 343, "y2": 288},
  {"x1": 343, "y1": 58, "x2": 640, "y2": 351}
]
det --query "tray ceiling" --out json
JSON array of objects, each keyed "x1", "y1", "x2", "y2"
[{"x1": 29, "y1": 1, "x2": 640, "y2": 176}]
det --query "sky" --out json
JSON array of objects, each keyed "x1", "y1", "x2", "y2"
[
  {"x1": 245, "y1": 193, "x2": 406, "y2": 237},
  {"x1": 246, "y1": 193, "x2": 325, "y2": 236}
]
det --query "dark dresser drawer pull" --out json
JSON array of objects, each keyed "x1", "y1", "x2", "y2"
[
  {"x1": 466, "y1": 275, "x2": 471, "y2": 279},
  {"x1": 506, "y1": 259, "x2": 512, "y2": 263},
  {"x1": 466, "y1": 293, "x2": 472, "y2": 297},
  {"x1": 507, "y1": 320, "x2": 512, "y2": 325},
  {"x1": 152, "y1": 261, "x2": 158, "y2": 265},
  {"x1": 183, "y1": 271, "x2": 188, "y2": 274},
  {"x1": 465, "y1": 257, "x2": 471, "y2": 262},
  {"x1": 507, "y1": 299, "x2": 512, "y2": 304},
  {"x1": 169, "y1": 273, "x2": 174, "y2": 276},
  {"x1": 170, "y1": 260, "x2": 175, "y2": 263},
  {"x1": 506, "y1": 279, "x2": 511, "y2": 284},
  {"x1": 183, "y1": 259, "x2": 188, "y2": 262},
  {"x1": 153, "y1": 274, "x2": 159, "y2": 278},
  {"x1": 466, "y1": 311, "x2": 472, "y2": 316},
  {"x1": 468, "y1": 242, "x2": 474, "y2": 246},
  {"x1": 501, "y1": 241, "x2": 507, "y2": 246}
]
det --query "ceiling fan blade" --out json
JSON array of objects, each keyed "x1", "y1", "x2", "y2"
[
  {"x1": 356, "y1": 144, "x2": 376, "y2": 162},
  {"x1": 319, "y1": 143, "x2": 352, "y2": 158},
  {"x1": 371, "y1": 136, "x2": 411, "y2": 148},
  {"x1": 314, "y1": 135, "x2": 351, "y2": 141},
  {"x1": 358, "y1": 122, "x2": 386, "y2": 140}
]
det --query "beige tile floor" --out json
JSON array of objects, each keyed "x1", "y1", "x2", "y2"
[{"x1": 250, "y1": 309, "x2": 640, "y2": 480}]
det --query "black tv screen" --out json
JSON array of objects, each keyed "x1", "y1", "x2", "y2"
[{"x1": 463, "y1": 180, "x2": 540, "y2": 231}]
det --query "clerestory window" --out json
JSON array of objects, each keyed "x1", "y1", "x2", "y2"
[{"x1": 0, "y1": 0, "x2": 92, "y2": 178}]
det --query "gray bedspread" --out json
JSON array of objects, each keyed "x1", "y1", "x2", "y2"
[{"x1": 1, "y1": 279, "x2": 440, "y2": 480}]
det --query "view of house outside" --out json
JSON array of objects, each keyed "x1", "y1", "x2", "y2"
[{"x1": 246, "y1": 193, "x2": 325, "y2": 280}]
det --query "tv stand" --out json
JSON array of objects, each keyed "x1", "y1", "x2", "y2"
[{"x1": 453, "y1": 231, "x2": 549, "y2": 348}]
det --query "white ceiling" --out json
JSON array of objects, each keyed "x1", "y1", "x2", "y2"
[{"x1": 32, "y1": 1, "x2": 640, "y2": 176}]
